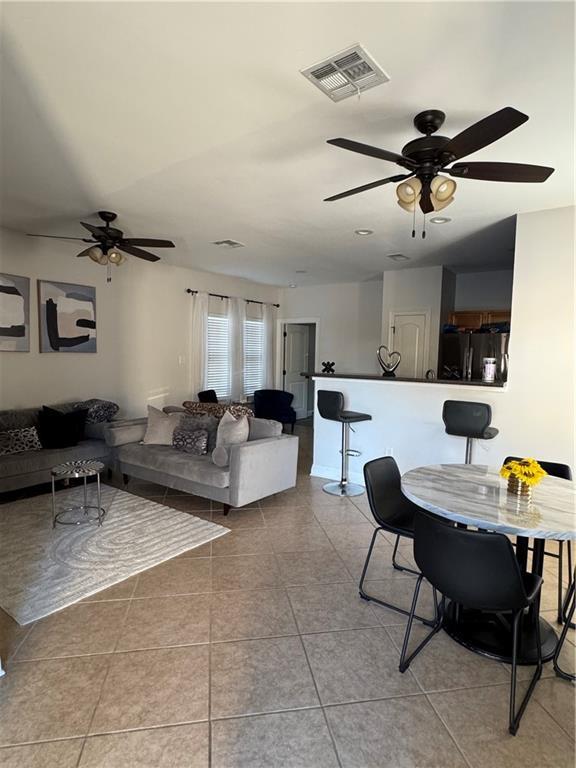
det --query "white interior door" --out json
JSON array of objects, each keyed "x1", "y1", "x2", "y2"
[
  {"x1": 388, "y1": 312, "x2": 428, "y2": 378},
  {"x1": 284, "y1": 324, "x2": 310, "y2": 419}
]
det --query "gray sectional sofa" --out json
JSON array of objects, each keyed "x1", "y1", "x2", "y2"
[
  {"x1": 106, "y1": 414, "x2": 298, "y2": 513},
  {"x1": 0, "y1": 404, "x2": 111, "y2": 493}
]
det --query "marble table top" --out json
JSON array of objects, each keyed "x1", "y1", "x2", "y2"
[{"x1": 402, "y1": 464, "x2": 576, "y2": 540}]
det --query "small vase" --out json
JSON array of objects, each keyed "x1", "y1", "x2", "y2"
[{"x1": 507, "y1": 475, "x2": 532, "y2": 502}]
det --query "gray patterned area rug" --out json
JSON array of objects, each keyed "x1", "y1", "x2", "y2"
[{"x1": 0, "y1": 485, "x2": 229, "y2": 625}]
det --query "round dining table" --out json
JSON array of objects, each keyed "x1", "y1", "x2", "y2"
[{"x1": 401, "y1": 464, "x2": 576, "y2": 664}]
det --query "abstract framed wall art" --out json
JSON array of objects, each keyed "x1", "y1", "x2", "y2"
[
  {"x1": 38, "y1": 280, "x2": 96, "y2": 353},
  {"x1": 0, "y1": 273, "x2": 30, "y2": 352}
]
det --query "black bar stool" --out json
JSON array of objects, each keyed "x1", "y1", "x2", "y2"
[
  {"x1": 442, "y1": 400, "x2": 498, "y2": 463},
  {"x1": 317, "y1": 390, "x2": 371, "y2": 497}
]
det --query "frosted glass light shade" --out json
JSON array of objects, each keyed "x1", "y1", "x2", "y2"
[
  {"x1": 396, "y1": 178, "x2": 422, "y2": 204},
  {"x1": 397, "y1": 199, "x2": 417, "y2": 212},
  {"x1": 431, "y1": 175, "x2": 456, "y2": 202},
  {"x1": 432, "y1": 196, "x2": 454, "y2": 212},
  {"x1": 88, "y1": 246, "x2": 104, "y2": 263},
  {"x1": 108, "y1": 249, "x2": 124, "y2": 265}
]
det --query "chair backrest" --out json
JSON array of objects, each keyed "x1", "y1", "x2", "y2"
[
  {"x1": 414, "y1": 510, "x2": 529, "y2": 612},
  {"x1": 503, "y1": 456, "x2": 572, "y2": 481},
  {"x1": 442, "y1": 400, "x2": 492, "y2": 438},
  {"x1": 317, "y1": 390, "x2": 344, "y2": 421},
  {"x1": 363, "y1": 456, "x2": 416, "y2": 534},
  {"x1": 254, "y1": 389, "x2": 294, "y2": 408},
  {"x1": 198, "y1": 389, "x2": 218, "y2": 403}
]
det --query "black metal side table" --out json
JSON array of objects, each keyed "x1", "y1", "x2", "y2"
[{"x1": 51, "y1": 460, "x2": 106, "y2": 528}]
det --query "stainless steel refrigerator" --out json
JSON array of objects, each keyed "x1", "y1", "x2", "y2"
[{"x1": 438, "y1": 333, "x2": 509, "y2": 382}]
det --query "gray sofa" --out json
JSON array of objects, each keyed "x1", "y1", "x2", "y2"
[
  {"x1": 106, "y1": 415, "x2": 298, "y2": 513},
  {"x1": 0, "y1": 405, "x2": 111, "y2": 493}
]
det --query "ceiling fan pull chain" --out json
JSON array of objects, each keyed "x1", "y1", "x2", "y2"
[
  {"x1": 107, "y1": 263, "x2": 112, "y2": 283},
  {"x1": 411, "y1": 204, "x2": 416, "y2": 238},
  {"x1": 422, "y1": 212, "x2": 426, "y2": 239}
]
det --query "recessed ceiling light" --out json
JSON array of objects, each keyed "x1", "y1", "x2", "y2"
[
  {"x1": 354, "y1": 229, "x2": 374, "y2": 236},
  {"x1": 289, "y1": 284, "x2": 297, "y2": 288},
  {"x1": 387, "y1": 253, "x2": 410, "y2": 262},
  {"x1": 212, "y1": 239, "x2": 246, "y2": 248},
  {"x1": 429, "y1": 217, "x2": 451, "y2": 225},
  {"x1": 295, "y1": 270, "x2": 307, "y2": 274}
]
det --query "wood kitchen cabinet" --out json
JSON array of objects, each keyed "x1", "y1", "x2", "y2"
[{"x1": 448, "y1": 310, "x2": 511, "y2": 329}]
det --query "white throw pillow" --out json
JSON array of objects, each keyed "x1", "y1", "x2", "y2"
[
  {"x1": 142, "y1": 405, "x2": 183, "y2": 445},
  {"x1": 211, "y1": 411, "x2": 249, "y2": 467}
]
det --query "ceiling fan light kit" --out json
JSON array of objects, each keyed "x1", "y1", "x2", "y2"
[
  {"x1": 324, "y1": 106, "x2": 554, "y2": 237},
  {"x1": 28, "y1": 211, "x2": 175, "y2": 283}
]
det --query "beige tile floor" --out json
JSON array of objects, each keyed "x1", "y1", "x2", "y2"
[{"x1": 0, "y1": 423, "x2": 574, "y2": 767}]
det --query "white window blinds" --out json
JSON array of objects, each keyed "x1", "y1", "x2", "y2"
[
  {"x1": 206, "y1": 314, "x2": 230, "y2": 398},
  {"x1": 243, "y1": 318, "x2": 265, "y2": 396}
]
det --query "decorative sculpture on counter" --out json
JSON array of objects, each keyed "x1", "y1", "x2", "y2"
[
  {"x1": 377, "y1": 345, "x2": 401, "y2": 377},
  {"x1": 321, "y1": 361, "x2": 336, "y2": 374}
]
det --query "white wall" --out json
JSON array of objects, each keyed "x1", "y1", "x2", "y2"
[
  {"x1": 0, "y1": 228, "x2": 280, "y2": 417},
  {"x1": 312, "y1": 206, "x2": 575, "y2": 481},
  {"x1": 381, "y1": 266, "x2": 444, "y2": 372},
  {"x1": 454, "y1": 270, "x2": 514, "y2": 311},
  {"x1": 279, "y1": 281, "x2": 383, "y2": 375}
]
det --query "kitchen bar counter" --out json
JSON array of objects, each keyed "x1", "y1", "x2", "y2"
[{"x1": 303, "y1": 372, "x2": 505, "y2": 387}]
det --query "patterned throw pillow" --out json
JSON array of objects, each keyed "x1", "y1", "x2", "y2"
[
  {"x1": 173, "y1": 428, "x2": 209, "y2": 455},
  {"x1": 180, "y1": 413, "x2": 220, "y2": 452},
  {"x1": 182, "y1": 402, "x2": 254, "y2": 420},
  {"x1": 74, "y1": 399, "x2": 119, "y2": 424},
  {"x1": 0, "y1": 427, "x2": 42, "y2": 456}
]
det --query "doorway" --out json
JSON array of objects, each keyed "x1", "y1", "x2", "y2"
[
  {"x1": 282, "y1": 322, "x2": 317, "y2": 420},
  {"x1": 388, "y1": 311, "x2": 430, "y2": 378}
]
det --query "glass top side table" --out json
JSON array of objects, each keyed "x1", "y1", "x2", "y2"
[{"x1": 51, "y1": 459, "x2": 106, "y2": 528}]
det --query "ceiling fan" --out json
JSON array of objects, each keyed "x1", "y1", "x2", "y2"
[
  {"x1": 28, "y1": 211, "x2": 175, "y2": 276},
  {"x1": 324, "y1": 107, "x2": 554, "y2": 215}
]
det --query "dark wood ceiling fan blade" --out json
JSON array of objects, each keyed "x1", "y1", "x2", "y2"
[
  {"x1": 324, "y1": 173, "x2": 413, "y2": 202},
  {"x1": 27, "y1": 234, "x2": 93, "y2": 242},
  {"x1": 440, "y1": 107, "x2": 529, "y2": 162},
  {"x1": 327, "y1": 138, "x2": 416, "y2": 168},
  {"x1": 118, "y1": 243, "x2": 160, "y2": 262},
  {"x1": 120, "y1": 238, "x2": 175, "y2": 248},
  {"x1": 81, "y1": 221, "x2": 107, "y2": 237},
  {"x1": 447, "y1": 161, "x2": 554, "y2": 182}
]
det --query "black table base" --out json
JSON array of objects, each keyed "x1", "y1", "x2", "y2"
[{"x1": 443, "y1": 601, "x2": 558, "y2": 665}]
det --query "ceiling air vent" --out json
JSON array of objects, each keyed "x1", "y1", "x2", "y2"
[
  {"x1": 301, "y1": 44, "x2": 390, "y2": 102},
  {"x1": 212, "y1": 239, "x2": 246, "y2": 248}
]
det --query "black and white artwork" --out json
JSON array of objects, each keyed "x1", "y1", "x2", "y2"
[
  {"x1": 38, "y1": 280, "x2": 96, "y2": 353},
  {"x1": 0, "y1": 273, "x2": 30, "y2": 352}
]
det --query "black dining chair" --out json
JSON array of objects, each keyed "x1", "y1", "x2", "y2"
[
  {"x1": 360, "y1": 457, "x2": 436, "y2": 624},
  {"x1": 503, "y1": 456, "x2": 573, "y2": 626},
  {"x1": 399, "y1": 509, "x2": 543, "y2": 735},
  {"x1": 553, "y1": 567, "x2": 575, "y2": 682},
  {"x1": 198, "y1": 389, "x2": 218, "y2": 403}
]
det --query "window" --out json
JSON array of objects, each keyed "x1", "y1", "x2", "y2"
[
  {"x1": 243, "y1": 318, "x2": 265, "y2": 396},
  {"x1": 205, "y1": 313, "x2": 265, "y2": 399},
  {"x1": 206, "y1": 314, "x2": 230, "y2": 399}
]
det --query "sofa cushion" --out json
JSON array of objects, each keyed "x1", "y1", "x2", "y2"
[
  {"x1": 180, "y1": 413, "x2": 220, "y2": 451},
  {"x1": 0, "y1": 408, "x2": 40, "y2": 432},
  {"x1": 248, "y1": 417, "x2": 282, "y2": 441},
  {"x1": 173, "y1": 428, "x2": 208, "y2": 455},
  {"x1": 116, "y1": 443, "x2": 230, "y2": 488},
  {"x1": 142, "y1": 406, "x2": 183, "y2": 445},
  {"x1": 0, "y1": 440, "x2": 108, "y2": 480},
  {"x1": 74, "y1": 398, "x2": 119, "y2": 423},
  {"x1": 38, "y1": 406, "x2": 88, "y2": 449}
]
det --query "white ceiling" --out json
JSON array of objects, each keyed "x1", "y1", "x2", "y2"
[{"x1": 1, "y1": 2, "x2": 573, "y2": 286}]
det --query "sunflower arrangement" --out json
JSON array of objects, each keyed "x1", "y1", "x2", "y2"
[{"x1": 500, "y1": 458, "x2": 547, "y2": 499}]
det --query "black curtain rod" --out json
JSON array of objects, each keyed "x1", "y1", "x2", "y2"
[{"x1": 186, "y1": 289, "x2": 279, "y2": 308}]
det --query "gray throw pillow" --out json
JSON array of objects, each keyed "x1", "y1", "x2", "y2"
[
  {"x1": 0, "y1": 426, "x2": 42, "y2": 456},
  {"x1": 173, "y1": 428, "x2": 208, "y2": 455},
  {"x1": 211, "y1": 412, "x2": 249, "y2": 467},
  {"x1": 142, "y1": 406, "x2": 183, "y2": 445},
  {"x1": 180, "y1": 413, "x2": 219, "y2": 452}
]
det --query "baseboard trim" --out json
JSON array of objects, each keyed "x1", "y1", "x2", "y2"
[{"x1": 310, "y1": 464, "x2": 365, "y2": 486}]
